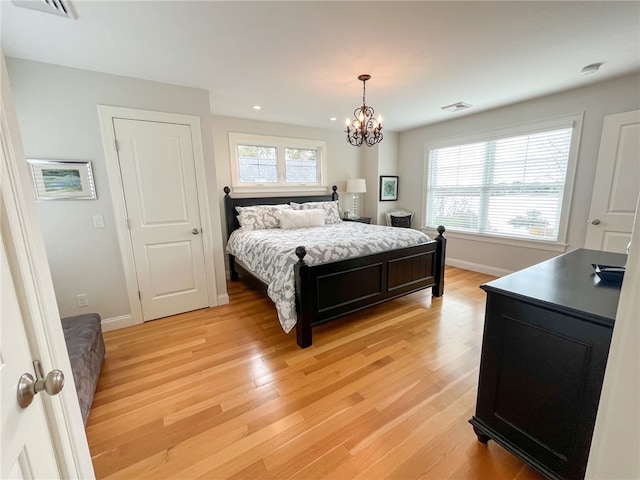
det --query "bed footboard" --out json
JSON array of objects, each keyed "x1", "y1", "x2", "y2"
[{"x1": 294, "y1": 226, "x2": 446, "y2": 348}]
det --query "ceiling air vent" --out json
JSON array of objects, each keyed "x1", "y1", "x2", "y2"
[
  {"x1": 441, "y1": 102, "x2": 472, "y2": 113},
  {"x1": 12, "y1": 0, "x2": 77, "y2": 19}
]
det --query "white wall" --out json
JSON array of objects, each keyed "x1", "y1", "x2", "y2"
[
  {"x1": 6, "y1": 58, "x2": 227, "y2": 321},
  {"x1": 399, "y1": 72, "x2": 640, "y2": 274},
  {"x1": 211, "y1": 115, "x2": 363, "y2": 237},
  {"x1": 362, "y1": 144, "x2": 379, "y2": 222},
  {"x1": 375, "y1": 132, "x2": 399, "y2": 225}
]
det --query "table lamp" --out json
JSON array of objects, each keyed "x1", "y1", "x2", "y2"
[{"x1": 346, "y1": 178, "x2": 366, "y2": 219}]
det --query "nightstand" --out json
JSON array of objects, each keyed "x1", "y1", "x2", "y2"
[{"x1": 343, "y1": 217, "x2": 371, "y2": 224}]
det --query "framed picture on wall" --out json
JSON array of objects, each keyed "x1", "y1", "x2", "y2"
[
  {"x1": 379, "y1": 175, "x2": 398, "y2": 201},
  {"x1": 27, "y1": 159, "x2": 97, "y2": 200}
]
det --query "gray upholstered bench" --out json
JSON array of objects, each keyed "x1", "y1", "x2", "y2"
[{"x1": 61, "y1": 313, "x2": 105, "y2": 425}]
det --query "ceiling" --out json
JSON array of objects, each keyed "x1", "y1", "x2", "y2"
[{"x1": 2, "y1": 1, "x2": 639, "y2": 132}]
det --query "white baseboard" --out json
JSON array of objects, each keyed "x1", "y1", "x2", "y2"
[
  {"x1": 101, "y1": 314, "x2": 134, "y2": 332},
  {"x1": 446, "y1": 258, "x2": 513, "y2": 278},
  {"x1": 100, "y1": 295, "x2": 231, "y2": 333}
]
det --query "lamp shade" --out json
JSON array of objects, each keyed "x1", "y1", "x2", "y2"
[{"x1": 346, "y1": 178, "x2": 367, "y2": 193}]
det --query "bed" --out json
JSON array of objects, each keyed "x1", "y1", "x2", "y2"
[{"x1": 223, "y1": 186, "x2": 446, "y2": 348}]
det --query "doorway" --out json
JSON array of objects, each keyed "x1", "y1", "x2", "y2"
[
  {"x1": 98, "y1": 107, "x2": 217, "y2": 325},
  {"x1": 585, "y1": 110, "x2": 640, "y2": 253}
]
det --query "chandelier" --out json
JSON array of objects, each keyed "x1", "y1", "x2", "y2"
[{"x1": 345, "y1": 74, "x2": 383, "y2": 147}]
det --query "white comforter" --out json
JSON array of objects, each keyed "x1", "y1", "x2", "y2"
[{"x1": 226, "y1": 222, "x2": 431, "y2": 333}]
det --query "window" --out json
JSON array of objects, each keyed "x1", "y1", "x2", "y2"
[
  {"x1": 238, "y1": 145, "x2": 277, "y2": 182},
  {"x1": 229, "y1": 133, "x2": 327, "y2": 193},
  {"x1": 425, "y1": 115, "x2": 581, "y2": 243}
]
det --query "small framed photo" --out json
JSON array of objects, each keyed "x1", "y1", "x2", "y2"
[
  {"x1": 379, "y1": 175, "x2": 398, "y2": 201},
  {"x1": 27, "y1": 159, "x2": 97, "y2": 200}
]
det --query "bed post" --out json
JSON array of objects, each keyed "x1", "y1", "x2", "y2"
[
  {"x1": 223, "y1": 186, "x2": 239, "y2": 280},
  {"x1": 331, "y1": 185, "x2": 338, "y2": 201},
  {"x1": 433, "y1": 225, "x2": 447, "y2": 297},
  {"x1": 294, "y1": 246, "x2": 313, "y2": 348}
]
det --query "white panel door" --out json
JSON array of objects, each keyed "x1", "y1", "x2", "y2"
[
  {"x1": 0, "y1": 225, "x2": 60, "y2": 479},
  {"x1": 585, "y1": 110, "x2": 640, "y2": 253},
  {"x1": 114, "y1": 119, "x2": 209, "y2": 321}
]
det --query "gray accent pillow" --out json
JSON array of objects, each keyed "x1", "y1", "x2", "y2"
[{"x1": 236, "y1": 204, "x2": 291, "y2": 229}]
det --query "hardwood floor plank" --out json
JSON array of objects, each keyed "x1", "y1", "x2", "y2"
[
  {"x1": 351, "y1": 388, "x2": 478, "y2": 479},
  {"x1": 86, "y1": 266, "x2": 543, "y2": 479}
]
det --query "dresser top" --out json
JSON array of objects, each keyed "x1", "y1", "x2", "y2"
[{"x1": 482, "y1": 248, "x2": 626, "y2": 324}]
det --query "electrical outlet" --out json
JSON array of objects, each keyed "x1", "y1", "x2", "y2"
[
  {"x1": 93, "y1": 215, "x2": 104, "y2": 228},
  {"x1": 76, "y1": 294, "x2": 89, "y2": 307}
]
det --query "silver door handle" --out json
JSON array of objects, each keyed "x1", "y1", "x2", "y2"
[
  {"x1": 17, "y1": 360, "x2": 64, "y2": 409},
  {"x1": 192, "y1": 228, "x2": 201, "y2": 235},
  {"x1": 591, "y1": 219, "x2": 601, "y2": 225}
]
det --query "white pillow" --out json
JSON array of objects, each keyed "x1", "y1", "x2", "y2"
[
  {"x1": 290, "y1": 200, "x2": 341, "y2": 224},
  {"x1": 280, "y1": 209, "x2": 326, "y2": 229}
]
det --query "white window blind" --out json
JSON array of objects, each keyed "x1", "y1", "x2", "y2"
[{"x1": 426, "y1": 127, "x2": 573, "y2": 241}]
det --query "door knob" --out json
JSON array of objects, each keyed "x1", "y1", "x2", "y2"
[
  {"x1": 591, "y1": 219, "x2": 601, "y2": 225},
  {"x1": 192, "y1": 228, "x2": 201, "y2": 235},
  {"x1": 17, "y1": 360, "x2": 64, "y2": 409}
]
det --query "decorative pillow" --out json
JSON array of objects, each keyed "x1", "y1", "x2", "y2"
[
  {"x1": 290, "y1": 200, "x2": 341, "y2": 224},
  {"x1": 236, "y1": 204, "x2": 291, "y2": 230},
  {"x1": 280, "y1": 209, "x2": 326, "y2": 230},
  {"x1": 390, "y1": 215, "x2": 411, "y2": 228}
]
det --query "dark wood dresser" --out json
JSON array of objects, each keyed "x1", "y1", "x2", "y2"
[{"x1": 470, "y1": 248, "x2": 626, "y2": 480}]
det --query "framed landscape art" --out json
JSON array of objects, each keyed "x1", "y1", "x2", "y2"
[{"x1": 28, "y1": 159, "x2": 97, "y2": 200}]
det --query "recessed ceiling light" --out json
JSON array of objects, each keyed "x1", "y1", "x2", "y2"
[
  {"x1": 252, "y1": 105, "x2": 262, "y2": 110},
  {"x1": 441, "y1": 102, "x2": 473, "y2": 113},
  {"x1": 581, "y1": 63, "x2": 603, "y2": 75},
  {"x1": 330, "y1": 117, "x2": 337, "y2": 121}
]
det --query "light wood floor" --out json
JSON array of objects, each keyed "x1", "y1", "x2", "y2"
[{"x1": 86, "y1": 266, "x2": 546, "y2": 480}]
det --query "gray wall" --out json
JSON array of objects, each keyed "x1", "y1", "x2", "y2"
[
  {"x1": 399, "y1": 72, "x2": 640, "y2": 274},
  {"x1": 7, "y1": 58, "x2": 227, "y2": 320}
]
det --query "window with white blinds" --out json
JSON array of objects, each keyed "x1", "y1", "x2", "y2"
[{"x1": 426, "y1": 121, "x2": 579, "y2": 242}]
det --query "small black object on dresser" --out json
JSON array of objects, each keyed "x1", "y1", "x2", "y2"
[{"x1": 470, "y1": 249, "x2": 625, "y2": 480}]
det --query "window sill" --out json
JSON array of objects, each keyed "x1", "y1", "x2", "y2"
[
  {"x1": 229, "y1": 184, "x2": 331, "y2": 196},
  {"x1": 421, "y1": 227, "x2": 569, "y2": 253}
]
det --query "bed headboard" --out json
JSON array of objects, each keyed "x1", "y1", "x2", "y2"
[{"x1": 223, "y1": 185, "x2": 339, "y2": 239}]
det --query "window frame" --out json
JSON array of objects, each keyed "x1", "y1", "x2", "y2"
[
  {"x1": 228, "y1": 132, "x2": 328, "y2": 194},
  {"x1": 422, "y1": 113, "x2": 583, "y2": 250}
]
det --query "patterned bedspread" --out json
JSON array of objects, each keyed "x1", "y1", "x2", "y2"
[{"x1": 226, "y1": 222, "x2": 432, "y2": 333}]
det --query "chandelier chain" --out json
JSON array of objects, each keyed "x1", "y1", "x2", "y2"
[{"x1": 362, "y1": 79, "x2": 366, "y2": 106}]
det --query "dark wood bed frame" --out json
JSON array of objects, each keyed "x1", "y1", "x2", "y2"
[{"x1": 223, "y1": 186, "x2": 447, "y2": 348}]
